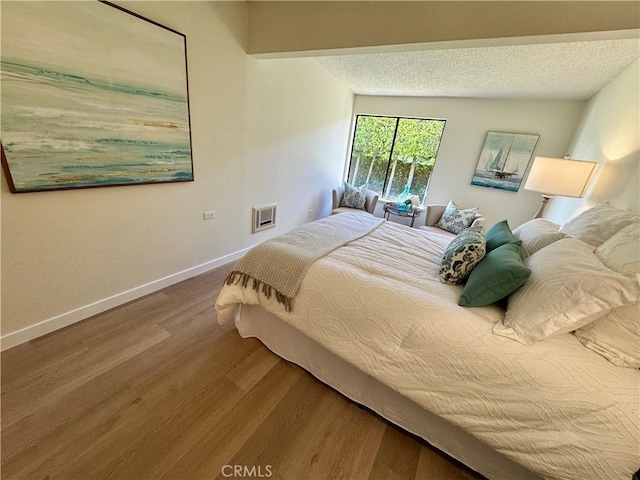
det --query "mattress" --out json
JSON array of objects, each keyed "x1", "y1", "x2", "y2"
[
  {"x1": 235, "y1": 303, "x2": 540, "y2": 480},
  {"x1": 216, "y1": 220, "x2": 640, "y2": 480}
]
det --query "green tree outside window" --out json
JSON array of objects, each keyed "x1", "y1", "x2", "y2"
[{"x1": 347, "y1": 115, "x2": 445, "y2": 203}]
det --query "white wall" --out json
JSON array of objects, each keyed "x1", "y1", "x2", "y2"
[
  {"x1": 546, "y1": 60, "x2": 640, "y2": 224},
  {"x1": 244, "y1": 58, "x2": 353, "y2": 222},
  {"x1": 0, "y1": 1, "x2": 353, "y2": 344},
  {"x1": 353, "y1": 95, "x2": 585, "y2": 228}
]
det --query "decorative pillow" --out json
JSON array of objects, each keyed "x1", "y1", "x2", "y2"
[
  {"x1": 594, "y1": 222, "x2": 639, "y2": 276},
  {"x1": 435, "y1": 200, "x2": 478, "y2": 235},
  {"x1": 439, "y1": 226, "x2": 486, "y2": 284},
  {"x1": 485, "y1": 220, "x2": 516, "y2": 252},
  {"x1": 560, "y1": 203, "x2": 639, "y2": 247},
  {"x1": 512, "y1": 218, "x2": 568, "y2": 258},
  {"x1": 340, "y1": 182, "x2": 367, "y2": 210},
  {"x1": 574, "y1": 302, "x2": 639, "y2": 368},
  {"x1": 496, "y1": 238, "x2": 640, "y2": 344},
  {"x1": 458, "y1": 241, "x2": 530, "y2": 307}
]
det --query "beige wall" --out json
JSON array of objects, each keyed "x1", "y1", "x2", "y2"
[
  {"x1": 546, "y1": 59, "x2": 640, "y2": 224},
  {"x1": 0, "y1": 1, "x2": 353, "y2": 342},
  {"x1": 353, "y1": 95, "x2": 585, "y2": 229},
  {"x1": 248, "y1": 1, "x2": 640, "y2": 56}
]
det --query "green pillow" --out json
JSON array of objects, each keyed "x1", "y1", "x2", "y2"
[
  {"x1": 458, "y1": 241, "x2": 531, "y2": 307},
  {"x1": 485, "y1": 220, "x2": 516, "y2": 252}
]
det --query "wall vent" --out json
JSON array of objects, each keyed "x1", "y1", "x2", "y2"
[{"x1": 252, "y1": 203, "x2": 277, "y2": 233}]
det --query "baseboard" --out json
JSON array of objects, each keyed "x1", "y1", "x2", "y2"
[{"x1": 0, "y1": 247, "x2": 251, "y2": 352}]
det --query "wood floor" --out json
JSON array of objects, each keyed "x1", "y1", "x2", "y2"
[{"x1": 2, "y1": 263, "x2": 484, "y2": 480}]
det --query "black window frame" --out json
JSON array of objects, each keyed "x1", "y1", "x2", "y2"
[{"x1": 346, "y1": 114, "x2": 446, "y2": 201}]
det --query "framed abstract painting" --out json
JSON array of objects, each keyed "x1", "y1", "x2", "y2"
[
  {"x1": 0, "y1": 1, "x2": 193, "y2": 193},
  {"x1": 471, "y1": 132, "x2": 539, "y2": 192}
]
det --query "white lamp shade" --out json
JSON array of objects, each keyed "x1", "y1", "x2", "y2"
[{"x1": 524, "y1": 156, "x2": 597, "y2": 198}]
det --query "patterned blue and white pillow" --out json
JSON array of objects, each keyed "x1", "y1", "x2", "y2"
[
  {"x1": 340, "y1": 182, "x2": 367, "y2": 210},
  {"x1": 436, "y1": 200, "x2": 478, "y2": 234},
  {"x1": 439, "y1": 226, "x2": 486, "y2": 284}
]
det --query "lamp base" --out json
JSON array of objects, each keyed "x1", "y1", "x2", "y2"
[{"x1": 533, "y1": 194, "x2": 554, "y2": 219}]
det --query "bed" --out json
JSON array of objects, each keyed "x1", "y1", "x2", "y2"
[{"x1": 215, "y1": 207, "x2": 640, "y2": 480}]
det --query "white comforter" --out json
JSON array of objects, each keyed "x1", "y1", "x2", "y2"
[{"x1": 216, "y1": 220, "x2": 640, "y2": 480}]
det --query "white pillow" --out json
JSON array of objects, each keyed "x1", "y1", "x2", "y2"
[
  {"x1": 494, "y1": 238, "x2": 640, "y2": 344},
  {"x1": 560, "y1": 203, "x2": 639, "y2": 247},
  {"x1": 574, "y1": 302, "x2": 640, "y2": 368},
  {"x1": 512, "y1": 218, "x2": 567, "y2": 258},
  {"x1": 594, "y1": 222, "x2": 639, "y2": 276}
]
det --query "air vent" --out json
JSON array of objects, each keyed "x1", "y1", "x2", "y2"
[{"x1": 252, "y1": 203, "x2": 277, "y2": 233}]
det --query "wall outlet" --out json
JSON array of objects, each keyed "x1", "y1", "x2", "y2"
[
  {"x1": 307, "y1": 209, "x2": 313, "y2": 219},
  {"x1": 203, "y1": 210, "x2": 215, "y2": 220}
]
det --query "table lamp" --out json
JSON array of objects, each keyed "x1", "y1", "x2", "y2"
[{"x1": 524, "y1": 156, "x2": 598, "y2": 219}]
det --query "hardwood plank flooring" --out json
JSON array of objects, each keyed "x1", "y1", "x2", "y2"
[{"x1": 2, "y1": 263, "x2": 484, "y2": 480}]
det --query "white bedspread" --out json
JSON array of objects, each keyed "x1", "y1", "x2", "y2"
[{"x1": 216, "y1": 221, "x2": 640, "y2": 480}]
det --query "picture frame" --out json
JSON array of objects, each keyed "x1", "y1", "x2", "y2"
[
  {"x1": 470, "y1": 132, "x2": 539, "y2": 192},
  {"x1": 0, "y1": 1, "x2": 193, "y2": 193}
]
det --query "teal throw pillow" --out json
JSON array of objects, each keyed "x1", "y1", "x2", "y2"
[
  {"x1": 340, "y1": 182, "x2": 367, "y2": 210},
  {"x1": 458, "y1": 241, "x2": 531, "y2": 307},
  {"x1": 485, "y1": 219, "x2": 516, "y2": 252},
  {"x1": 439, "y1": 226, "x2": 486, "y2": 284}
]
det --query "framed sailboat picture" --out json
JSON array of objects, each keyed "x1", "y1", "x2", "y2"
[{"x1": 471, "y1": 132, "x2": 539, "y2": 192}]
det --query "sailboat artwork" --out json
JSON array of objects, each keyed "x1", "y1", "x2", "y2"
[{"x1": 471, "y1": 132, "x2": 539, "y2": 192}]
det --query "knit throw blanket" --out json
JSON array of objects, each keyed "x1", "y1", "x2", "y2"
[{"x1": 225, "y1": 213, "x2": 384, "y2": 311}]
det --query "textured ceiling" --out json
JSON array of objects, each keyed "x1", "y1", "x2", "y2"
[{"x1": 315, "y1": 38, "x2": 640, "y2": 100}]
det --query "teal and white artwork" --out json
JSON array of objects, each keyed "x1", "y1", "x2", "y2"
[
  {"x1": 1, "y1": 1, "x2": 193, "y2": 193},
  {"x1": 471, "y1": 132, "x2": 539, "y2": 192}
]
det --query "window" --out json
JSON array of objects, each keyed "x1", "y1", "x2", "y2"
[{"x1": 346, "y1": 115, "x2": 446, "y2": 202}]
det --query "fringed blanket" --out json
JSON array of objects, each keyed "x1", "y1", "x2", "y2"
[{"x1": 225, "y1": 213, "x2": 384, "y2": 311}]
